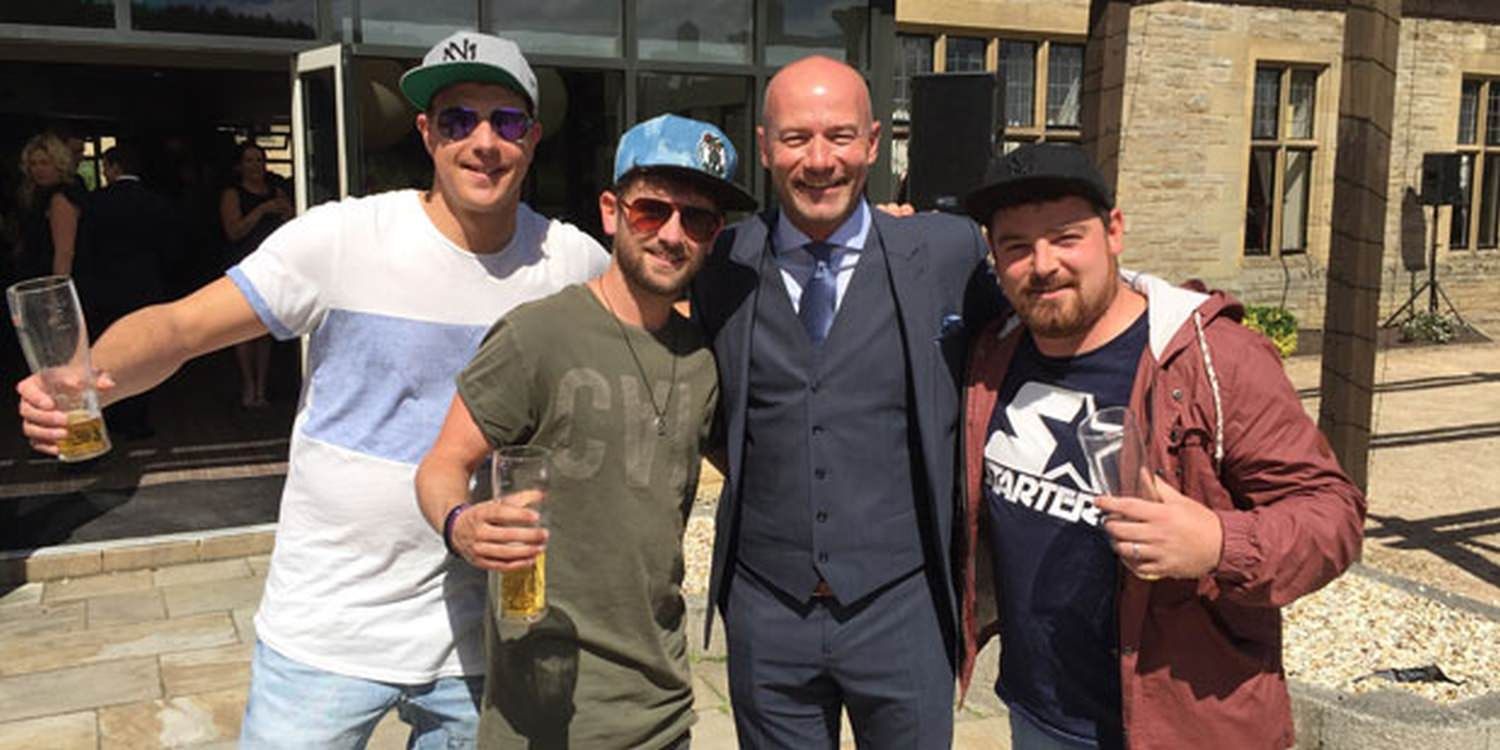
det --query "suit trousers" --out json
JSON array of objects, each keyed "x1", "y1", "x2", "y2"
[{"x1": 724, "y1": 564, "x2": 954, "y2": 749}]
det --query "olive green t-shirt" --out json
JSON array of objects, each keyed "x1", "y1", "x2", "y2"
[{"x1": 456, "y1": 283, "x2": 717, "y2": 750}]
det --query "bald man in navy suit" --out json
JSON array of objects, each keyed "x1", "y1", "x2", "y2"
[{"x1": 692, "y1": 56, "x2": 1005, "y2": 748}]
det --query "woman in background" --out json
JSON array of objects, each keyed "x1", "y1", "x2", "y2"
[
  {"x1": 17, "y1": 133, "x2": 84, "y2": 278},
  {"x1": 220, "y1": 141, "x2": 291, "y2": 409}
]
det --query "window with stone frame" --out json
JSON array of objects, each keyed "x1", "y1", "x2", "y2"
[
  {"x1": 998, "y1": 38, "x2": 1083, "y2": 153},
  {"x1": 1245, "y1": 64, "x2": 1319, "y2": 257},
  {"x1": 893, "y1": 33, "x2": 934, "y2": 125},
  {"x1": 1450, "y1": 77, "x2": 1500, "y2": 250}
]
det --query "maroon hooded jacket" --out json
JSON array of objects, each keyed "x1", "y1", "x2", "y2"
[{"x1": 958, "y1": 272, "x2": 1366, "y2": 749}]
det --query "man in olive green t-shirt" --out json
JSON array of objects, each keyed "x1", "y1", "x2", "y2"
[{"x1": 416, "y1": 114, "x2": 756, "y2": 749}]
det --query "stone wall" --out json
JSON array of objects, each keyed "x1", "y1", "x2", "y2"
[
  {"x1": 1385, "y1": 17, "x2": 1500, "y2": 327},
  {"x1": 1112, "y1": 1, "x2": 1347, "y2": 324},
  {"x1": 897, "y1": 0, "x2": 1089, "y2": 34}
]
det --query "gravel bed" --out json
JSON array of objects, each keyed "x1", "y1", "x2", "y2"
[
  {"x1": 1283, "y1": 571, "x2": 1496, "y2": 704},
  {"x1": 684, "y1": 488, "x2": 1497, "y2": 706}
]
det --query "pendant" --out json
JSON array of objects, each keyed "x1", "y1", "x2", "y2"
[{"x1": 654, "y1": 415, "x2": 667, "y2": 437}]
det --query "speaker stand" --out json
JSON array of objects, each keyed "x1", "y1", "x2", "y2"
[{"x1": 1382, "y1": 204, "x2": 1469, "y2": 329}]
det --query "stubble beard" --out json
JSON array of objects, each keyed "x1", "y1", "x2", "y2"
[
  {"x1": 616, "y1": 239, "x2": 695, "y2": 299},
  {"x1": 1014, "y1": 273, "x2": 1119, "y2": 342}
]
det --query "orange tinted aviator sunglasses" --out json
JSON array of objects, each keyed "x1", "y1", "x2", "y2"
[{"x1": 618, "y1": 196, "x2": 724, "y2": 243}]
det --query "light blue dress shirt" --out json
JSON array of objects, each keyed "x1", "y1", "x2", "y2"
[{"x1": 771, "y1": 200, "x2": 872, "y2": 314}]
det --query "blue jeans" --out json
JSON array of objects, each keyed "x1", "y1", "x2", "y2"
[
  {"x1": 1008, "y1": 707, "x2": 1100, "y2": 750},
  {"x1": 241, "y1": 640, "x2": 483, "y2": 749}
]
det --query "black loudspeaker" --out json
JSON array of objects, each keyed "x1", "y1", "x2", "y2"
[
  {"x1": 908, "y1": 72, "x2": 998, "y2": 213},
  {"x1": 1420, "y1": 152, "x2": 1463, "y2": 206}
]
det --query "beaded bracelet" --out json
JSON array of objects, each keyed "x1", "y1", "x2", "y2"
[{"x1": 442, "y1": 503, "x2": 471, "y2": 556}]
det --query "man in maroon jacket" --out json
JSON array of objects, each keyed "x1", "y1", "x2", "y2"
[{"x1": 956, "y1": 143, "x2": 1366, "y2": 749}]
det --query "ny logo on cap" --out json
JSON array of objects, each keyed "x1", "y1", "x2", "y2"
[
  {"x1": 698, "y1": 132, "x2": 727, "y2": 178},
  {"x1": 443, "y1": 37, "x2": 477, "y2": 62},
  {"x1": 1006, "y1": 152, "x2": 1032, "y2": 176}
]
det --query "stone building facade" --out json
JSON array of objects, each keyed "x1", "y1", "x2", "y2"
[{"x1": 897, "y1": 0, "x2": 1500, "y2": 328}]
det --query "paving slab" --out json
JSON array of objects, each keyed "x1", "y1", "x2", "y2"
[
  {"x1": 0, "y1": 599, "x2": 85, "y2": 639},
  {"x1": 160, "y1": 575, "x2": 265, "y2": 618},
  {"x1": 0, "y1": 582, "x2": 42, "y2": 610},
  {"x1": 0, "y1": 656, "x2": 160, "y2": 723},
  {"x1": 86, "y1": 589, "x2": 167, "y2": 628},
  {"x1": 0, "y1": 711, "x2": 97, "y2": 750},
  {"x1": 0, "y1": 612, "x2": 237, "y2": 677},
  {"x1": 43, "y1": 569, "x2": 154, "y2": 604},
  {"x1": 691, "y1": 708, "x2": 738, "y2": 748},
  {"x1": 97, "y1": 686, "x2": 245, "y2": 749},
  {"x1": 953, "y1": 716, "x2": 1013, "y2": 749},
  {"x1": 160, "y1": 642, "x2": 255, "y2": 697},
  {"x1": 152, "y1": 558, "x2": 252, "y2": 589},
  {"x1": 230, "y1": 607, "x2": 257, "y2": 645}
]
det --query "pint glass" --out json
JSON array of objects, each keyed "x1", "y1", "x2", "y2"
[
  {"x1": 6, "y1": 276, "x2": 111, "y2": 462},
  {"x1": 1077, "y1": 406, "x2": 1160, "y2": 580},
  {"x1": 492, "y1": 445, "x2": 551, "y2": 623}
]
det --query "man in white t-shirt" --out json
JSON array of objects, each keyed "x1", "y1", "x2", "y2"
[{"x1": 16, "y1": 31, "x2": 608, "y2": 749}]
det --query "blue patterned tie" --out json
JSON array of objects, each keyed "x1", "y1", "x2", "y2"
[{"x1": 799, "y1": 241, "x2": 837, "y2": 345}]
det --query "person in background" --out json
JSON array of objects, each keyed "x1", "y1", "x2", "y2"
[
  {"x1": 16, "y1": 133, "x2": 84, "y2": 278},
  {"x1": 73, "y1": 143, "x2": 177, "y2": 440},
  {"x1": 219, "y1": 141, "x2": 292, "y2": 409}
]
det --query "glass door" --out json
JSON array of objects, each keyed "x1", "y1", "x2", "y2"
[{"x1": 292, "y1": 44, "x2": 359, "y2": 211}]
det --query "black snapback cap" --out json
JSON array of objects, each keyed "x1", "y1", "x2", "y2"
[{"x1": 962, "y1": 143, "x2": 1114, "y2": 226}]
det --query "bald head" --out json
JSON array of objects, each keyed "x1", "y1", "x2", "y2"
[
  {"x1": 763, "y1": 55, "x2": 873, "y2": 130},
  {"x1": 757, "y1": 55, "x2": 881, "y2": 240}
]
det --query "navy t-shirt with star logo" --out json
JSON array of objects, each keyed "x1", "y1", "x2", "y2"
[{"x1": 984, "y1": 312, "x2": 1147, "y2": 748}]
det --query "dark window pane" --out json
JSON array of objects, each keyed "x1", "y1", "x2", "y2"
[
  {"x1": 1281, "y1": 149, "x2": 1311, "y2": 253},
  {"x1": 1459, "y1": 80, "x2": 1481, "y2": 145},
  {"x1": 299, "y1": 67, "x2": 342, "y2": 209},
  {"x1": 766, "y1": 0, "x2": 868, "y2": 68},
  {"x1": 486, "y1": 0, "x2": 621, "y2": 56},
  {"x1": 1000, "y1": 41, "x2": 1036, "y2": 128},
  {"x1": 0, "y1": 0, "x2": 113, "y2": 27},
  {"x1": 945, "y1": 37, "x2": 986, "y2": 73},
  {"x1": 1288, "y1": 70, "x2": 1316, "y2": 139},
  {"x1": 526, "y1": 69, "x2": 625, "y2": 239},
  {"x1": 1451, "y1": 153, "x2": 1473, "y2": 249},
  {"x1": 894, "y1": 34, "x2": 934, "y2": 122},
  {"x1": 131, "y1": 0, "x2": 315, "y2": 38},
  {"x1": 351, "y1": 0, "x2": 477, "y2": 47},
  {"x1": 1488, "y1": 84, "x2": 1500, "y2": 146},
  {"x1": 1047, "y1": 43, "x2": 1083, "y2": 129},
  {"x1": 1245, "y1": 147, "x2": 1277, "y2": 255},
  {"x1": 1481, "y1": 153, "x2": 1500, "y2": 248},
  {"x1": 638, "y1": 0, "x2": 750, "y2": 63},
  {"x1": 1253, "y1": 67, "x2": 1281, "y2": 140},
  {"x1": 637, "y1": 74, "x2": 753, "y2": 194}
]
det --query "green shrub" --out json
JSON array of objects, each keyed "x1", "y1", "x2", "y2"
[
  {"x1": 1399, "y1": 311, "x2": 1460, "y2": 344},
  {"x1": 1243, "y1": 305, "x2": 1299, "y2": 358}
]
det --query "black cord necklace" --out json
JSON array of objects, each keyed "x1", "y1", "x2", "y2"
[{"x1": 595, "y1": 280, "x2": 677, "y2": 437}]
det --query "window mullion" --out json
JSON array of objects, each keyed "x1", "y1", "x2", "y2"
[
  {"x1": 1035, "y1": 40, "x2": 1049, "y2": 136},
  {"x1": 1271, "y1": 145, "x2": 1287, "y2": 256},
  {"x1": 1471, "y1": 82, "x2": 1489, "y2": 249}
]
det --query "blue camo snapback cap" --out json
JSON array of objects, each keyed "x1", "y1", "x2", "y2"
[{"x1": 613, "y1": 114, "x2": 757, "y2": 211}]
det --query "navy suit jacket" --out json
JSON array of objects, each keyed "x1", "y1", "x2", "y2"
[
  {"x1": 692, "y1": 207, "x2": 1004, "y2": 663},
  {"x1": 75, "y1": 179, "x2": 177, "y2": 311}
]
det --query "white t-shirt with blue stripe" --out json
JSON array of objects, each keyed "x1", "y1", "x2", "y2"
[{"x1": 227, "y1": 190, "x2": 609, "y2": 683}]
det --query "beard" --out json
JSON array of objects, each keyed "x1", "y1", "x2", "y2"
[
  {"x1": 615, "y1": 239, "x2": 699, "y2": 299},
  {"x1": 1010, "y1": 268, "x2": 1119, "y2": 341}
]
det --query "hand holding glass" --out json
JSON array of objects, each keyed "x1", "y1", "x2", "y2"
[
  {"x1": 1077, "y1": 406, "x2": 1160, "y2": 580},
  {"x1": 492, "y1": 445, "x2": 550, "y2": 623},
  {"x1": 6, "y1": 276, "x2": 111, "y2": 461}
]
